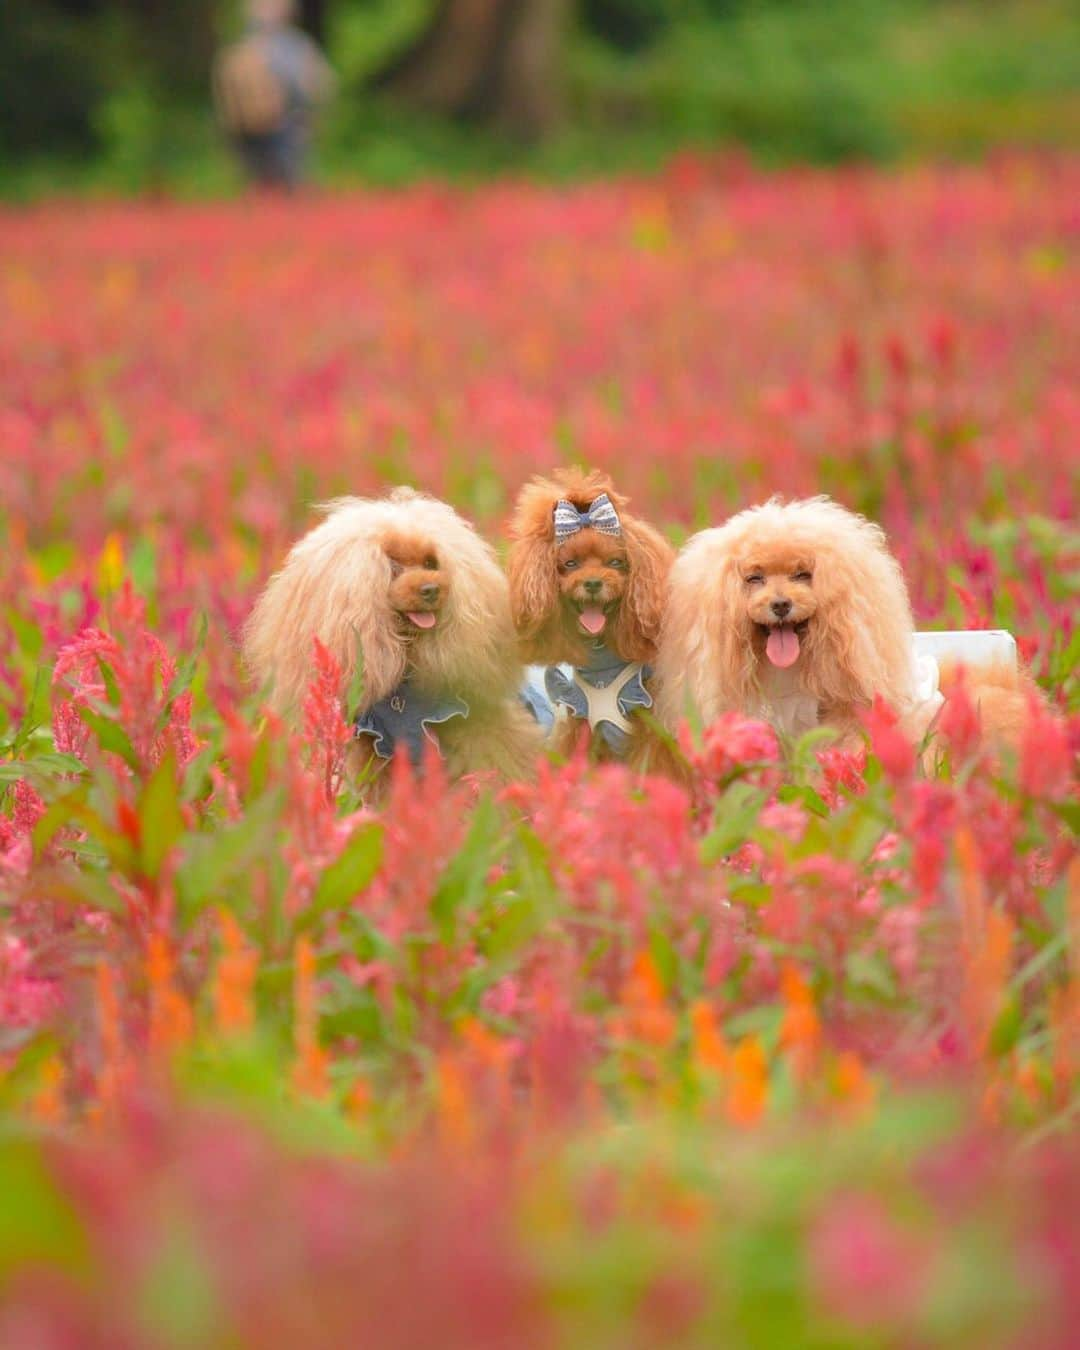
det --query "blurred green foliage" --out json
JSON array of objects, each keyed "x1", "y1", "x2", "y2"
[{"x1": 1, "y1": 0, "x2": 1078, "y2": 197}]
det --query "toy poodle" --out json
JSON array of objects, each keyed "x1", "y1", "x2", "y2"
[
  {"x1": 655, "y1": 495, "x2": 1039, "y2": 753},
  {"x1": 243, "y1": 488, "x2": 541, "y2": 787},
  {"x1": 507, "y1": 468, "x2": 675, "y2": 769}
]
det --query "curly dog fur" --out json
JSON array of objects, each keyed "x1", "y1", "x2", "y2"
[
  {"x1": 507, "y1": 468, "x2": 675, "y2": 768},
  {"x1": 243, "y1": 488, "x2": 541, "y2": 785}
]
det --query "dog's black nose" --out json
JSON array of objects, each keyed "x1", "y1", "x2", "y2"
[
  {"x1": 771, "y1": 598, "x2": 792, "y2": 619},
  {"x1": 419, "y1": 583, "x2": 440, "y2": 603},
  {"x1": 583, "y1": 578, "x2": 603, "y2": 596}
]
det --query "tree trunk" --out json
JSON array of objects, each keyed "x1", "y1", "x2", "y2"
[
  {"x1": 371, "y1": 0, "x2": 569, "y2": 142},
  {"x1": 299, "y1": 0, "x2": 326, "y2": 46}
]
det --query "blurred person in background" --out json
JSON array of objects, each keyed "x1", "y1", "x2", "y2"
[{"x1": 213, "y1": 0, "x2": 335, "y2": 190}]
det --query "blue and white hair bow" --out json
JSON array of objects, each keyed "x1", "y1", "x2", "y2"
[{"x1": 553, "y1": 493, "x2": 622, "y2": 541}]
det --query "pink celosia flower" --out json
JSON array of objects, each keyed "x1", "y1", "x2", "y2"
[
  {"x1": 862, "y1": 697, "x2": 915, "y2": 782},
  {"x1": 810, "y1": 1194, "x2": 928, "y2": 1330}
]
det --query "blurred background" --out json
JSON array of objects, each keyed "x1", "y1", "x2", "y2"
[{"x1": 3, "y1": 0, "x2": 1078, "y2": 198}]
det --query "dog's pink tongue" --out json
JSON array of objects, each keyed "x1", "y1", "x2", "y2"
[
  {"x1": 579, "y1": 607, "x2": 607, "y2": 636},
  {"x1": 407, "y1": 611, "x2": 437, "y2": 630},
  {"x1": 766, "y1": 624, "x2": 800, "y2": 668}
]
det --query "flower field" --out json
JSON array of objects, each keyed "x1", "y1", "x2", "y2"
[{"x1": 1, "y1": 157, "x2": 1078, "y2": 1347}]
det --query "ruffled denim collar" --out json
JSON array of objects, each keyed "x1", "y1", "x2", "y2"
[{"x1": 354, "y1": 680, "x2": 469, "y2": 766}]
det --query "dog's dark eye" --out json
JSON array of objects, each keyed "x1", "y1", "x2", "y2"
[
  {"x1": 792, "y1": 571, "x2": 813, "y2": 583},
  {"x1": 745, "y1": 573, "x2": 765, "y2": 586},
  {"x1": 388, "y1": 560, "x2": 404, "y2": 578},
  {"x1": 607, "y1": 558, "x2": 626, "y2": 570},
  {"x1": 561, "y1": 559, "x2": 580, "y2": 572},
  {"x1": 423, "y1": 555, "x2": 438, "y2": 571}
]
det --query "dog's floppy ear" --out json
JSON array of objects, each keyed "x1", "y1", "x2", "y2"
[
  {"x1": 507, "y1": 479, "x2": 564, "y2": 662},
  {"x1": 506, "y1": 530, "x2": 560, "y2": 662},
  {"x1": 243, "y1": 513, "x2": 406, "y2": 716},
  {"x1": 801, "y1": 517, "x2": 915, "y2": 711},
  {"x1": 655, "y1": 530, "x2": 755, "y2": 728},
  {"x1": 611, "y1": 516, "x2": 675, "y2": 663}
]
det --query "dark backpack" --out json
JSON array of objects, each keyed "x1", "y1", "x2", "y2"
[{"x1": 213, "y1": 38, "x2": 286, "y2": 137}]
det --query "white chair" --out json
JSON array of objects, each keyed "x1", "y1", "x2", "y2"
[{"x1": 914, "y1": 630, "x2": 1017, "y2": 672}]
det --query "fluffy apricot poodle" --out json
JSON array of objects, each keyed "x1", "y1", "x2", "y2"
[
  {"x1": 656, "y1": 496, "x2": 1041, "y2": 752},
  {"x1": 243, "y1": 488, "x2": 541, "y2": 786},
  {"x1": 507, "y1": 468, "x2": 675, "y2": 770}
]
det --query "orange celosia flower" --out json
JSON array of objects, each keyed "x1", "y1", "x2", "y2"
[
  {"x1": 833, "y1": 1050, "x2": 876, "y2": 1119},
  {"x1": 97, "y1": 531, "x2": 125, "y2": 595},
  {"x1": 214, "y1": 908, "x2": 257, "y2": 1038},
  {"x1": 1014, "y1": 1057, "x2": 1043, "y2": 1108},
  {"x1": 347, "y1": 1075, "x2": 372, "y2": 1124},
  {"x1": 689, "y1": 999, "x2": 730, "y2": 1075},
  {"x1": 980, "y1": 1073, "x2": 1004, "y2": 1125},
  {"x1": 956, "y1": 827, "x2": 1014, "y2": 1057},
  {"x1": 459, "y1": 1014, "x2": 509, "y2": 1066},
  {"x1": 435, "y1": 1052, "x2": 473, "y2": 1152},
  {"x1": 291, "y1": 937, "x2": 329, "y2": 1099},
  {"x1": 146, "y1": 932, "x2": 193, "y2": 1063},
  {"x1": 91, "y1": 960, "x2": 130, "y2": 1127},
  {"x1": 31, "y1": 1056, "x2": 65, "y2": 1126},
  {"x1": 726, "y1": 1036, "x2": 768, "y2": 1127},
  {"x1": 615, "y1": 950, "x2": 678, "y2": 1049},
  {"x1": 459, "y1": 1015, "x2": 513, "y2": 1112},
  {"x1": 779, "y1": 963, "x2": 822, "y2": 1082}
]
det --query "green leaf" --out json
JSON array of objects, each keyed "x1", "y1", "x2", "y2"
[
  {"x1": 841, "y1": 810, "x2": 891, "y2": 866},
  {"x1": 0, "y1": 750, "x2": 88, "y2": 788},
  {"x1": 510, "y1": 824, "x2": 557, "y2": 909},
  {"x1": 484, "y1": 893, "x2": 540, "y2": 964},
  {"x1": 159, "y1": 613, "x2": 208, "y2": 730},
  {"x1": 128, "y1": 534, "x2": 158, "y2": 594},
  {"x1": 44, "y1": 862, "x2": 127, "y2": 916},
  {"x1": 176, "y1": 789, "x2": 285, "y2": 928},
  {"x1": 846, "y1": 949, "x2": 898, "y2": 1003},
  {"x1": 94, "y1": 655, "x2": 122, "y2": 709},
  {"x1": 431, "y1": 795, "x2": 500, "y2": 938},
  {"x1": 989, "y1": 996, "x2": 1024, "y2": 1059},
  {"x1": 10, "y1": 667, "x2": 49, "y2": 753},
  {"x1": 296, "y1": 822, "x2": 384, "y2": 936},
  {"x1": 700, "y1": 783, "x2": 766, "y2": 863},
  {"x1": 136, "y1": 1220, "x2": 219, "y2": 1348},
  {"x1": 6, "y1": 607, "x2": 44, "y2": 661},
  {"x1": 26, "y1": 751, "x2": 88, "y2": 777},
  {"x1": 0, "y1": 1138, "x2": 90, "y2": 1281},
  {"x1": 1051, "y1": 801, "x2": 1080, "y2": 836},
  {"x1": 648, "y1": 925, "x2": 679, "y2": 992},
  {"x1": 32, "y1": 790, "x2": 137, "y2": 875},
  {"x1": 78, "y1": 705, "x2": 139, "y2": 769},
  {"x1": 1050, "y1": 626, "x2": 1080, "y2": 680},
  {"x1": 139, "y1": 750, "x2": 186, "y2": 880},
  {"x1": 32, "y1": 788, "x2": 88, "y2": 857},
  {"x1": 1010, "y1": 930, "x2": 1067, "y2": 993},
  {"x1": 344, "y1": 638, "x2": 367, "y2": 726},
  {"x1": 788, "y1": 724, "x2": 840, "y2": 771},
  {"x1": 775, "y1": 782, "x2": 829, "y2": 820}
]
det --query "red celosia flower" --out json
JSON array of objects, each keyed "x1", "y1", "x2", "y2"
[
  {"x1": 935, "y1": 674, "x2": 982, "y2": 763},
  {"x1": 301, "y1": 636, "x2": 351, "y2": 802},
  {"x1": 681, "y1": 713, "x2": 780, "y2": 793},
  {"x1": 862, "y1": 697, "x2": 915, "y2": 782},
  {"x1": 1019, "y1": 699, "x2": 1073, "y2": 800}
]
